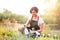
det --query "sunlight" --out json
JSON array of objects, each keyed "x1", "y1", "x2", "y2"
[
  {"x1": 40, "y1": 0, "x2": 57, "y2": 15},
  {"x1": 0, "y1": 0, "x2": 60, "y2": 40},
  {"x1": 0, "y1": 0, "x2": 57, "y2": 16}
]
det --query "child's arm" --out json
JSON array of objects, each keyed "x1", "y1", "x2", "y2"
[{"x1": 37, "y1": 23, "x2": 44, "y2": 32}]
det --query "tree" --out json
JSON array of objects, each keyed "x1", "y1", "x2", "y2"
[
  {"x1": 0, "y1": 9, "x2": 27, "y2": 23},
  {"x1": 55, "y1": 0, "x2": 60, "y2": 29}
]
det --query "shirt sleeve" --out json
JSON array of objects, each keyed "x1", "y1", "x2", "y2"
[{"x1": 38, "y1": 17, "x2": 44, "y2": 26}]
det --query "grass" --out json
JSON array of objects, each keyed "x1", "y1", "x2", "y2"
[
  {"x1": 0, "y1": 29, "x2": 60, "y2": 40},
  {"x1": 0, "y1": 24, "x2": 60, "y2": 40},
  {"x1": 18, "y1": 33, "x2": 60, "y2": 40}
]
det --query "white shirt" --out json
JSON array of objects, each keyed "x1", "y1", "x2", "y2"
[{"x1": 25, "y1": 16, "x2": 44, "y2": 26}]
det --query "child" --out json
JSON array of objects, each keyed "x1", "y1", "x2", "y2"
[{"x1": 24, "y1": 7, "x2": 44, "y2": 38}]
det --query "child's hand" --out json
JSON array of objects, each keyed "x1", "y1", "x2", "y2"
[{"x1": 30, "y1": 30, "x2": 36, "y2": 34}]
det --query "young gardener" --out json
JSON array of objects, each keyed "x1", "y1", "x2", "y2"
[{"x1": 25, "y1": 7, "x2": 44, "y2": 38}]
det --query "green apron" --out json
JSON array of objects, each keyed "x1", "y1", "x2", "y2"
[
  {"x1": 27, "y1": 16, "x2": 40, "y2": 31},
  {"x1": 27, "y1": 16, "x2": 40, "y2": 38}
]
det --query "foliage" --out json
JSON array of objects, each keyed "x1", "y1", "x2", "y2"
[
  {"x1": 0, "y1": 27, "x2": 20, "y2": 40},
  {"x1": 40, "y1": 15, "x2": 57, "y2": 24},
  {"x1": 0, "y1": 9, "x2": 27, "y2": 23}
]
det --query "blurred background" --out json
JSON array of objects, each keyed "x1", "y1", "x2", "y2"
[{"x1": 0, "y1": 0, "x2": 60, "y2": 40}]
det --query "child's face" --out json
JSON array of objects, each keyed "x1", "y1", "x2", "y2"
[{"x1": 31, "y1": 10, "x2": 37, "y2": 16}]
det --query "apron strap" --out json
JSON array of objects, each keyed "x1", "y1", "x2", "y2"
[{"x1": 31, "y1": 16, "x2": 39, "y2": 21}]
